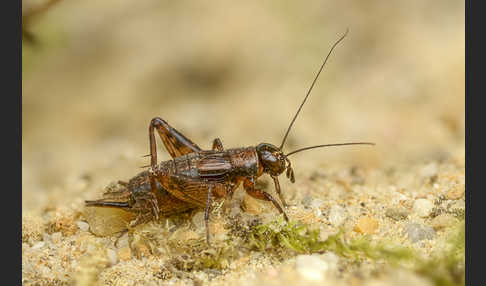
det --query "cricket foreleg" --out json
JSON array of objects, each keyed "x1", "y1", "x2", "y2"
[
  {"x1": 212, "y1": 138, "x2": 224, "y2": 151},
  {"x1": 243, "y1": 178, "x2": 289, "y2": 222},
  {"x1": 205, "y1": 185, "x2": 213, "y2": 245},
  {"x1": 271, "y1": 175, "x2": 288, "y2": 207}
]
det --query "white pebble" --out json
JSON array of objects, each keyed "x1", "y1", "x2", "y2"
[
  {"x1": 310, "y1": 199, "x2": 324, "y2": 209},
  {"x1": 413, "y1": 199, "x2": 434, "y2": 217},
  {"x1": 391, "y1": 192, "x2": 407, "y2": 205},
  {"x1": 296, "y1": 254, "x2": 329, "y2": 282},
  {"x1": 76, "y1": 221, "x2": 90, "y2": 232},
  {"x1": 32, "y1": 241, "x2": 45, "y2": 250},
  {"x1": 320, "y1": 252, "x2": 339, "y2": 273},
  {"x1": 328, "y1": 205, "x2": 347, "y2": 226}
]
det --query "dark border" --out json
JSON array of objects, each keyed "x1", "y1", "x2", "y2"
[
  {"x1": 465, "y1": 0, "x2": 472, "y2": 285},
  {"x1": 5, "y1": 0, "x2": 22, "y2": 283}
]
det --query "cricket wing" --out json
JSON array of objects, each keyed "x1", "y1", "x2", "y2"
[
  {"x1": 197, "y1": 154, "x2": 233, "y2": 178},
  {"x1": 161, "y1": 174, "x2": 228, "y2": 207}
]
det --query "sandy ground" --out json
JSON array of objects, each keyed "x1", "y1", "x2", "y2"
[{"x1": 22, "y1": 1, "x2": 464, "y2": 285}]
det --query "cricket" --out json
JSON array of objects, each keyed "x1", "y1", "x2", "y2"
[{"x1": 85, "y1": 29, "x2": 374, "y2": 245}]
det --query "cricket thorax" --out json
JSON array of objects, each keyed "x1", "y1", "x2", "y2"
[{"x1": 225, "y1": 147, "x2": 260, "y2": 177}]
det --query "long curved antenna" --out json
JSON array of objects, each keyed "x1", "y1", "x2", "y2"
[
  {"x1": 285, "y1": 142, "x2": 374, "y2": 157},
  {"x1": 279, "y1": 29, "x2": 349, "y2": 150}
]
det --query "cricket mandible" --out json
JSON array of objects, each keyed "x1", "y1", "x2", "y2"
[{"x1": 85, "y1": 29, "x2": 374, "y2": 244}]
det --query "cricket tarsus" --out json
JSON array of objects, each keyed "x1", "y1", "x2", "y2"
[{"x1": 85, "y1": 29, "x2": 374, "y2": 247}]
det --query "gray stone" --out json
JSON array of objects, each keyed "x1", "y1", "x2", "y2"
[
  {"x1": 385, "y1": 207, "x2": 409, "y2": 221},
  {"x1": 301, "y1": 194, "x2": 314, "y2": 207},
  {"x1": 403, "y1": 223, "x2": 435, "y2": 243}
]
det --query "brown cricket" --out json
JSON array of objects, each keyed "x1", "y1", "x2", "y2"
[{"x1": 85, "y1": 29, "x2": 374, "y2": 244}]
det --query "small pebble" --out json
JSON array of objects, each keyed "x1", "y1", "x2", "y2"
[
  {"x1": 116, "y1": 232, "x2": 129, "y2": 248},
  {"x1": 243, "y1": 194, "x2": 266, "y2": 215},
  {"x1": 403, "y1": 223, "x2": 435, "y2": 243},
  {"x1": 106, "y1": 248, "x2": 118, "y2": 265},
  {"x1": 229, "y1": 206, "x2": 241, "y2": 217},
  {"x1": 295, "y1": 254, "x2": 329, "y2": 281},
  {"x1": 76, "y1": 221, "x2": 90, "y2": 232},
  {"x1": 449, "y1": 200, "x2": 465, "y2": 210},
  {"x1": 446, "y1": 184, "x2": 465, "y2": 200},
  {"x1": 385, "y1": 207, "x2": 409, "y2": 221},
  {"x1": 22, "y1": 214, "x2": 44, "y2": 243},
  {"x1": 84, "y1": 207, "x2": 135, "y2": 236},
  {"x1": 413, "y1": 199, "x2": 434, "y2": 218},
  {"x1": 51, "y1": 232, "x2": 62, "y2": 243},
  {"x1": 429, "y1": 214, "x2": 456, "y2": 230},
  {"x1": 391, "y1": 192, "x2": 407, "y2": 205},
  {"x1": 191, "y1": 211, "x2": 205, "y2": 230},
  {"x1": 117, "y1": 246, "x2": 132, "y2": 261},
  {"x1": 328, "y1": 205, "x2": 347, "y2": 226},
  {"x1": 448, "y1": 200, "x2": 465, "y2": 218},
  {"x1": 134, "y1": 241, "x2": 151, "y2": 259},
  {"x1": 354, "y1": 217, "x2": 379, "y2": 234},
  {"x1": 420, "y1": 163, "x2": 438, "y2": 178},
  {"x1": 31, "y1": 241, "x2": 45, "y2": 250}
]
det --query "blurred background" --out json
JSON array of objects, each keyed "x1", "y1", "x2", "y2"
[{"x1": 22, "y1": 0, "x2": 464, "y2": 213}]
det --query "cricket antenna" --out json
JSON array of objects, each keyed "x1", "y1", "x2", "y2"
[
  {"x1": 279, "y1": 28, "x2": 349, "y2": 150},
  {"x1": 285, "y1": 142, "x2": 375, "y2": 157}
]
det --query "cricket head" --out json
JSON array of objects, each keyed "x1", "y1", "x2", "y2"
[{"x1": 256, "y1": 143, "x2": 295, "y2": 182}]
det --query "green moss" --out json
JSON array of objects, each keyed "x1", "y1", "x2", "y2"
[
  {"x1": 245, "y1": 218, "x2": 465, "y2": 286},
  {"x1": 414, "y1": 220, "x2": 465, "y2": 286},
  {"x1": 163, "y1": 235, "x2": 241, "y2": 271}
]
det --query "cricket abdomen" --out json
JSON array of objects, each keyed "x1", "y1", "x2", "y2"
[{"x1": 128, "y1": 170, "x2": 196, "y2": 215}]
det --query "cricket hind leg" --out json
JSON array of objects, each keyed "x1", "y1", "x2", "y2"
[
  {"x1": 148, "y1": 117, "x2": 202, "y2": 211},
  {"x1": 149, "y1": 117, "x2": 202, "y2": 167},
  {"x1": 243, "y1": 178, "x2": 289, "y2": 222}
]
